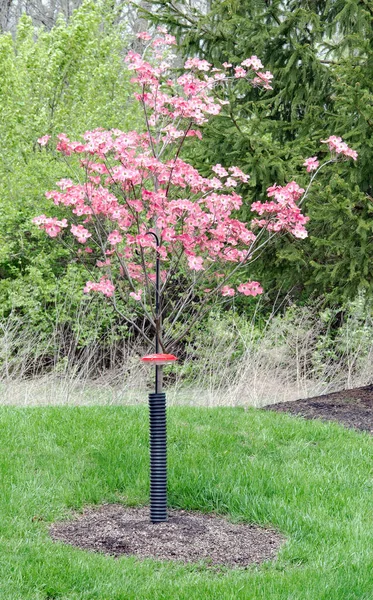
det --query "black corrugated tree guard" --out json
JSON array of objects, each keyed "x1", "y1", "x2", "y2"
[{"x1": 144, "y1": 231, "x2": 169, "y2": 524}]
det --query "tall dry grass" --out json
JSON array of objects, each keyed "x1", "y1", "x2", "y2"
[
  {"x1": 0, "y1": 295, "x2": 372, "y2": 406},
  {"x1": 168, "y1": 295, "x2": 373, "y2": 407}
]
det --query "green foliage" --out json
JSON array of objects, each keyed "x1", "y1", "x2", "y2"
[
  {"x1": 312, "y1": 293, "x2": 373, "y2": 375},
  {"x1": 0, "y1": 0, "x2": 140, "y2": 343},
  {"x1": 0, "y1": 263, "x2": 132, "y2": 364},
  {"x1": 144, "y1": 0, "x2": 373, "y2": 304},
  {"x1": 170, "y1": 293, "x2": 373, "y2": 392}
]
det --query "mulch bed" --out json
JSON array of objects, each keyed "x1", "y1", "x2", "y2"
[
  {"x1": 50, "y1": 504, "x2": 284, "y2": 569},
  {"x1": 265, "y1": 384, "x2": 373, "y2": 433}
]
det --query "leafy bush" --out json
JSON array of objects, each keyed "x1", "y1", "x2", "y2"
[{"x1": 0, "y1": 0, "x2": 140, "y2": 340}]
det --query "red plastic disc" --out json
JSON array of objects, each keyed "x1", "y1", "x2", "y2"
[{"x1": 141, "y1": 353, "x2": 178, "y2": 365}]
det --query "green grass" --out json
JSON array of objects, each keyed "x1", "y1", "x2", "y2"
[{"x1": 1, "y1": 406, "x2": 373, "y2": 599}]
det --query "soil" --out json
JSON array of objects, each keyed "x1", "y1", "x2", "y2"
[
  {"x1": 50, "y1": 504, "x2": 284, "y2": 569},
  {"x1": 265, "y1": 384, "x2": 373, "y2": 433}
]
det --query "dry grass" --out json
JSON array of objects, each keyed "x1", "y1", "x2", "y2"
[{"x1": 1, "y1": 295, "x2": 373, "y2": 406}]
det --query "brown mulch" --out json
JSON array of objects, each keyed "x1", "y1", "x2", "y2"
[
  {"x1": 50, "y1": 504, "x2": 284, "y2": 569},
  {"x1": 265, "y1": 384, "x2": 373, "y2": 433}
]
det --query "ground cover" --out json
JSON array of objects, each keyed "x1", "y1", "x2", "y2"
[
  {"x1": 1, "y1": 405, "x2": 373, "y2": 599},
  {"x1": 50, "y1": 504, "x2": 283, "y2": 567},
  {"x1": 267, "y1": 384, "x2": 373, "y2": 433}
]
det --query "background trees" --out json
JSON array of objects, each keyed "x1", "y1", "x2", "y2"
[
  {"x1": 140, "y1": 0, "x2": 373, "y2": 304},
  {"x1": 0, "y1": 1, "x2": 140, "y2": 351}
]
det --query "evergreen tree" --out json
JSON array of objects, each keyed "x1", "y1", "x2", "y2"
[{"x1": 140, "y1": 0, "x2": 373, "y2": 303}]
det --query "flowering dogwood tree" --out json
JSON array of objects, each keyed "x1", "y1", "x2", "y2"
[{"x1": 33, "y1": 27, "x2": 358, "y2": 357}]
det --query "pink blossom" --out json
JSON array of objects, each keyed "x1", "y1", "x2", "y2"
[
  {"x1": 221, "y1": 286, "x2": 235, "y2": 297},
  {"x1": 186, "y1": 129, "x2": 203, "y2": 140},
  {"x1": 83, "y1": 281, "x2": 97, "y2": 294},
  {"x1": 212, "y1": 164, "x2": 228, "y2": 177},
  {"x1": 241, "y1": 56, "x2": 264, "y2": 70},
  {"x1": 292, "y1": 226, "x2": 308, "y2": 239},
  {"x1": 96, "y1": 259, "x2": 111, "y2": 268},
  {"x1": 37, "y1": 135, "x2": 51, "y2": 146},
  {"x1": 130, "y1": 289, "x2": 143, "y2": 301},
  {"x1": 71, "y1": 224, "x2": 92, "y2": 244},
  {"x1": 162, "y1": 124, "x2": 185, "y2": 142},
  {"x1": 209, "y1": 177, "x2": 223, "y2": 190},
  {"x1": 45, "y1": 224, "x2": 61, "y2": 237},
  {"x1": 187, "y1": 255, "x2": 204, "y2": 271},
  {"x1": 56, "y1": 178, "x2": 74, "y2": 190},
  {"x1": 228, "y1": 166, "x2": 250, "y2": 183},
  {"x1": 162, "y1": 228, "x2": 176, "y2": 242},
  {"x1": 343, "y1": 147, "x2": 358, "y2": 160},
  {"x1": 223, "y1": 248, "x2": 240, "y2": 261},
  {"x1": 321, "y1": 136, "x2": 358, "y2": 160},
  {"x1": 251, "y1": 181, "x2": 308, "y2": 238},
  {"x1": 252, "y1": 71, "x2": 273, "y2": 90},
  {"x1": 136, "y1": 32, "x2": 152, "y2": 41},
  {"x1": 234, "y1": 66, "x2": 247, "y2": 78},
  {"x1": 164, "y1": 34, "x2": 177, "y2": 45},
  {"x1": 108, "y1": 230, "x2": 123, "y2": 246},
  {"x1": 84, "y1": 277, "x2": 115, "y2": 297},
  {"x1": 99, "y1": 279, "x2": 115, "y2": 297},
  {"x1": 152, "y1": 34, "x2": 176, "y2": 47},
  {"x1": 303, "y1": 157, "x2": 319, "y2": 172},
  {"x1": 237, "y1": 281, "x2": 263, "y2": 296},
  {"x1": 32, "y1": 215, "x2": 48, "y2": 226},
  {"x1": 184, "y1": 57, "x2": 212, "y2": 71}
]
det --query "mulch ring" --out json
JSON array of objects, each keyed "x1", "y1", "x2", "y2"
[
  {"x1": 50, "y1": 504, "x2": 284, "y2": 569},
  {"x1": 265, "y1": 384, "x2": 373, "y2": 433}
]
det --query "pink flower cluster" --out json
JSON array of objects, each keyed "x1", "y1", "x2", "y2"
[
  {"x1": 32, "y1": 215, "x2": 68, "y2": 237},
  {"x1": 212, "y1": 164, "x2": 249, "y2": 183},
  {"x1": 238, "y1": 281, "x2": 263, "y2": 296},
  {"x1": 303, "y1": 157, "x2": 319, "y2": 172},
  {"x1": 34, "y1": 125, "x2": 261, "y2": 296},
  {"x1": 83, "y1": 278, "x2": 115, "y2": 297},
  {"x1": 221, "y1": 281, "x2": 263, "y2": 297},
  {"x1": 37, "y1": 128, "x2": 257, "y2": 276},
  {"x1": 37, "y1": 135, "x2": 51, "y2": 146},
  {"x1": 184, "y1": 57, "x2": 212, "y2": 71},
  {"x1": 183, "y1": 54, "x2": 273, "y2": 90},
  {"x1": 321, "y1": 136, "x2": 358, "y2": 160},
  {"x1": 251, "y1": 182, "x2": 309, "y2": 239},
  {"x1": 71, "y1": 224, "x2": 91, "y2": 244},
  {"x1": 125, "y1": 34, "x2": 273, "y2": 128},
  {"x1": 129, "y1": 289, "x2": 143, "y2": 301},
  {"x1": 136, "y1": 28, "x2": 176, "y2": 46}
]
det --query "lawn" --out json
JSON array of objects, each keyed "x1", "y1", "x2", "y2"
[{"x1": 1, "y1": 405, "x2": 373, "y2": 599}]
